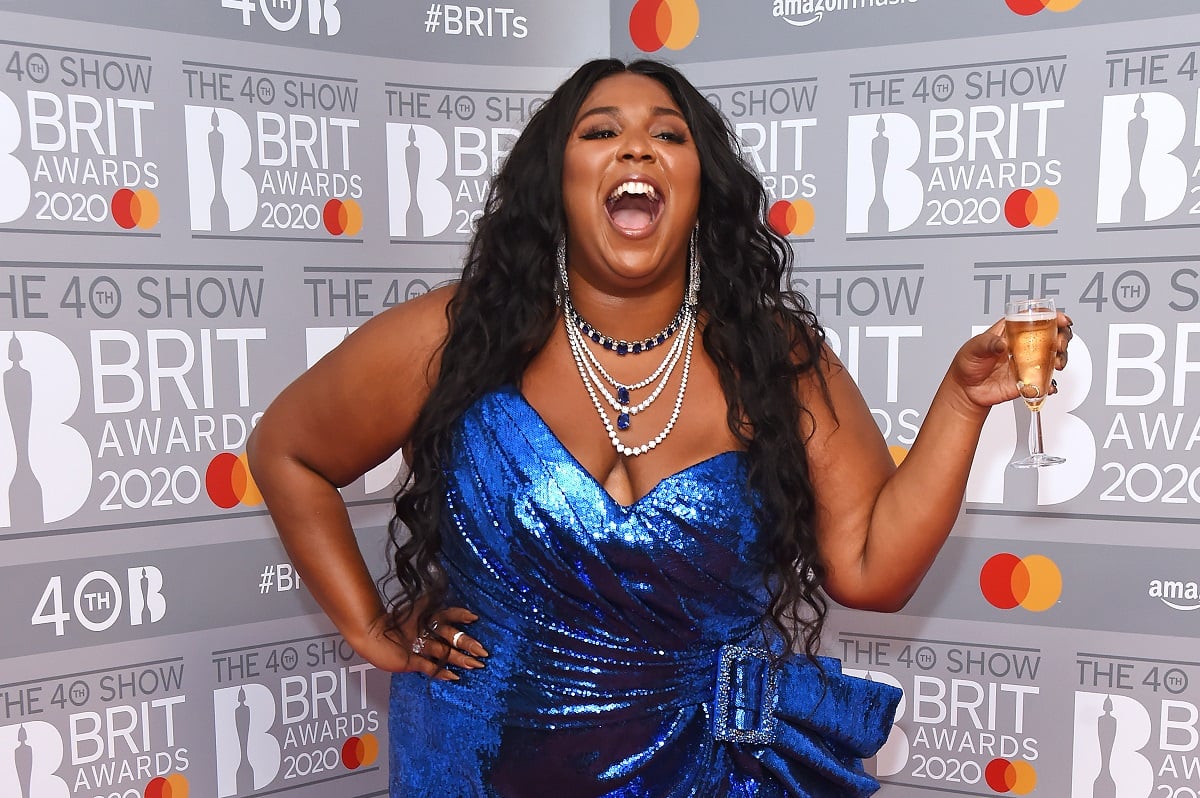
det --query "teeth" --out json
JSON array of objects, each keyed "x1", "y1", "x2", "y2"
[{"x1": 608, "y1": 181, "x2": 658, "y2": 202}]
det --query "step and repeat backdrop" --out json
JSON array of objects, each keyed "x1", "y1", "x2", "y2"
[{"x1": 0, "y1": 0, "x2": 1197, "y2": 796}]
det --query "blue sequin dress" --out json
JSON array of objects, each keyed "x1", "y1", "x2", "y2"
[{"x1": 389, "y1": 386, "x2": 900, "y2": 797}]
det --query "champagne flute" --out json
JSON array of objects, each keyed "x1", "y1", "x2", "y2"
[{"x1": 1005, "y1": 298, "x2": 1065, "y2": 468}]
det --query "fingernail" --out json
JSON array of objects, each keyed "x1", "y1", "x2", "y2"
[
  {"x1": 475, "y1": 645, "x2": 489, "y2": 657},
  {"x1": 464, "y1": 657, "x2": 485, "y2": 669},
  {"x1": 439, "y1": 670, "x2": 460, "y2": 681}
]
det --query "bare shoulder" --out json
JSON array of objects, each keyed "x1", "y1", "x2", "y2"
[
  {"x1": 340, "y1": 282, "x2": 457, "y2": 382},
  {"x1": 250, "y1": 283, "x2": 459, "y2": 486}
]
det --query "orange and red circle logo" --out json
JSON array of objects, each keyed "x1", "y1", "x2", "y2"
[
  {"x1": 1004, "y1": 187, "x2": 1058, "y2": 228},
  {"x1": 342, "y1": 733, "x2": 379, "y2": 769},
  {"x1": 980, "y1": 553, "x2": 1062, "y2": 611},
  {"x1": 112, "y1": 188, "x2": 160, "y2": 230},
  {"x1": 205, "y1": 452, "x2": 263, "y2": 509},
  {"x1": 324, "y1": 198, "x2": 363, "y2": 236},
  {"x1": 768, "y1": 199, "x2": 815, "y2": 237},
  {"x1": 1006, "y1": 0, "x2": 1081, "y2": 14},
  {"x1": 985, "y1": 758, "x2": 1037, "y2": 794},
  {"x1": 629, "y1": 0, "x2": 699, "y2": 52},
  {"x1": 144, "y1": 773, "x2": 189, "y2": 798}
]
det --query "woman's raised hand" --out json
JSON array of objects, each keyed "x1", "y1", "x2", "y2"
[{"x1": 947, "y1": 311, "x2": 1073, "y2": 410}]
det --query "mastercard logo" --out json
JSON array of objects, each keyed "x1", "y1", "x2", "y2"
[
  {"x1": 1004, "y1": 187, "x2": 1058, "y2": 229},
  {"x1": 985, "y1": 758, "x2": 1037, "y2": 794},
  {"x1": 768, "y1": 199, "x2": 815, "y2": 237},
  {"x1": 1006, "y1": 0, "x2": 1081, "y2": 14},
  {"x1": 629, "y1": 0, "x2": 699, "y2": 52},
  {"x1": 112, "y1": 188, "x2": 160, "y2": 230},
  {"x1": 144, "y1": 773, "x2": 189, "y2": 798},
  {"x1": 342, "y1": 733, "x2": 379, "y2": 769},
  {"x1": 206, "y1": 452, "x2": 263, "y2": 509},
  {"x1": 980, "y1": 553, "x2": 1061, "y2": 611},
  {"x1": 324, "y1": 198, "x2": 363, "y2": 236}
]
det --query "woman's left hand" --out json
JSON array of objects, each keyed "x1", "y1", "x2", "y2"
[{"x1": 948, "y1": 310, "x2": 1073, "y2": 409}]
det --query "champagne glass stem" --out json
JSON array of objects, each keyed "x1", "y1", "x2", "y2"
[{"x1": 1028, "y1": 407, "x2": 1046, "y2": 459}]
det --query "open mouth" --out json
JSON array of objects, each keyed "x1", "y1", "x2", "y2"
[{"x1": 605, "y1": 180, "x2": 662, "y2": 234}]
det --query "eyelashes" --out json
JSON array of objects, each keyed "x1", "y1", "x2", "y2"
[
  {"x1": 577, "y1": 127, "x2": 690, "y2": 144},
  {"x1": 655, "y1": 131, "x2": 688, "y2": 144}
]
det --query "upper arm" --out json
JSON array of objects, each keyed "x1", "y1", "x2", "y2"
[
  {"x1": 798, "y1": 346, "x2": 897, "y2": 608},
  {"x1": 248, "y1": 284, "x2": 454, "y2": 488}
]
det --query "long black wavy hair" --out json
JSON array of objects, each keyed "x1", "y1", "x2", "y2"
[{"x1": 387, "y1": 58, "x2": 831, "y2": 658}]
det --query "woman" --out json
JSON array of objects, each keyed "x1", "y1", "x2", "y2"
[{"x1": 247, "y1": 58, "x2": 1071, "y2": 797}]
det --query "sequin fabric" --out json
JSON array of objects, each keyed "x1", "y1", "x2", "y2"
[{"x1": 389, "y1": 386, "x2": 900, "y2": 797}]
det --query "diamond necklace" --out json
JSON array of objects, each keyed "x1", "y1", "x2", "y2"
[
  {"x1": 557, "y1": 229, "x2": 700, "y2": 456},
  {"x1": 565, "y1": 304, "x2": 696, "y2": 457},
  {"x1": 559, "y1": 277, "x2": 695, "y2": 456},
  {"x1": 566, "y1": 302, "x2": 684, "y2": 356}
]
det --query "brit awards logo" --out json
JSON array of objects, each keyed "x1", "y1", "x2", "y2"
[
  {"x1": 0, "y1": 41, "x2": 160, "y2": 235},
  {"x1": 1097, "y1": 39, "x2": 1200, "y2": 231},
  {"x1": 183, "y1": 107, "x2": 258, "y2": 233},
  {"x1": 1097, "y1": 94, "x2": 1190, "y2": 226},
  {"x1": 0, "y1": 658, "x2": 188, "y2": 796},
  {"x1": 841, "y1": 631, "x2": 1043, "y2": 792},
  {"x1": 0, "y1": 332, "x2": 91, "y2": 530},
  {"x1": 383, "y1": 83, "x2": 544, "y2": 242},
  {"x1": 1072, "y1": 693, "x2": 1153, "y2": 798},
  {"x1": 846, "y1": 114, "x2": 923, "y2": 235},
  {"x1": 700, "y1": 78, "x2": 819, "y2": 240},
  {"x1": 213, "y1": 685, "x2": 280, "y2": 797},
  {"x1": 385, "y1": 123, "x2": 452, "y2": 237},
  {"x1": 0, "y1": 90, "x2": 30, "y2": 225},
  {"x1": 212, "y1": 637, "x2": 381, "y2": 797},
  {"x1": 0, "y1": 722, "x2": 69, "y2": 798},
  {"x1": 182, "y1": 62, "x2": 363, "y2": 240},
  {"x1": 846, "y1": 54, "x2": 1067, "y2": 239}
]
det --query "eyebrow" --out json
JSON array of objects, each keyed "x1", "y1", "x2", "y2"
[{"x1": 575, "y1": 105, "x2": 687, "y2": 124}]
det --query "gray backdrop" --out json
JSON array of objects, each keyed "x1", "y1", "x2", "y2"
[{"x1": 0, "y1": 1, "x2": 1195, "y2": 796}]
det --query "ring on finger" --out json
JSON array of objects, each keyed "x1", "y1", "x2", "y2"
[
  {"x1": 452, "y1": 630, "x2": 466, "y2": 649},
  {"x1": 411, "y1": 630, "x2": 434, "y2": 655}
]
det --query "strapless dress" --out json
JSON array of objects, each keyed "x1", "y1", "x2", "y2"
[{"x1": 389, "y1": 386, "x2": 899, "y2": 797}]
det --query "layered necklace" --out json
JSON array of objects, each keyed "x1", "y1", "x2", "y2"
[{"x1": 558, "y1": 235, "x2": 699, "y2": 457}]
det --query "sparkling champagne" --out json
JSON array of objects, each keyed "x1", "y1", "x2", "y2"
[{"x1": 1005, "y1": 311, "x2": 1057, "y2": 410}]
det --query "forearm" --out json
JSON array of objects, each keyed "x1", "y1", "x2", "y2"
[
  {"x1": 248, "y1": 436, "x2": 386, "y2": 647},
  {"x1": 859, "y1": 375, "x2": 992, "y2": 607}
]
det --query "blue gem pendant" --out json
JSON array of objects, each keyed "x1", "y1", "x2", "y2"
[{"x1": 616, "y1": 386, "x2": 631, "y2": 430}]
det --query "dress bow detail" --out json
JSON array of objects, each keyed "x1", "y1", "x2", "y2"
[{"x1": 713, "y1": 645, "x2": 902, "y2": 798}]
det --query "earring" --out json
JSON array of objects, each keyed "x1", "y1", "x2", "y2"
[
  {"x1": 687, "y1": 225, "x2": 700, "y2": 308},
  {"x1": 555, "y1": 239, "x2": 568, "y2": 306}
]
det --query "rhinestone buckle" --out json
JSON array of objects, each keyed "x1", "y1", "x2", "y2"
[{"x1": 713, "y1": 645, "x2": 779, "y2": 745}]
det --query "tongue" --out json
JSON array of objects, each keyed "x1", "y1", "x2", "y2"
[{"x1": 610, "y1": 207, "x2": 654, "y2": 231}]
